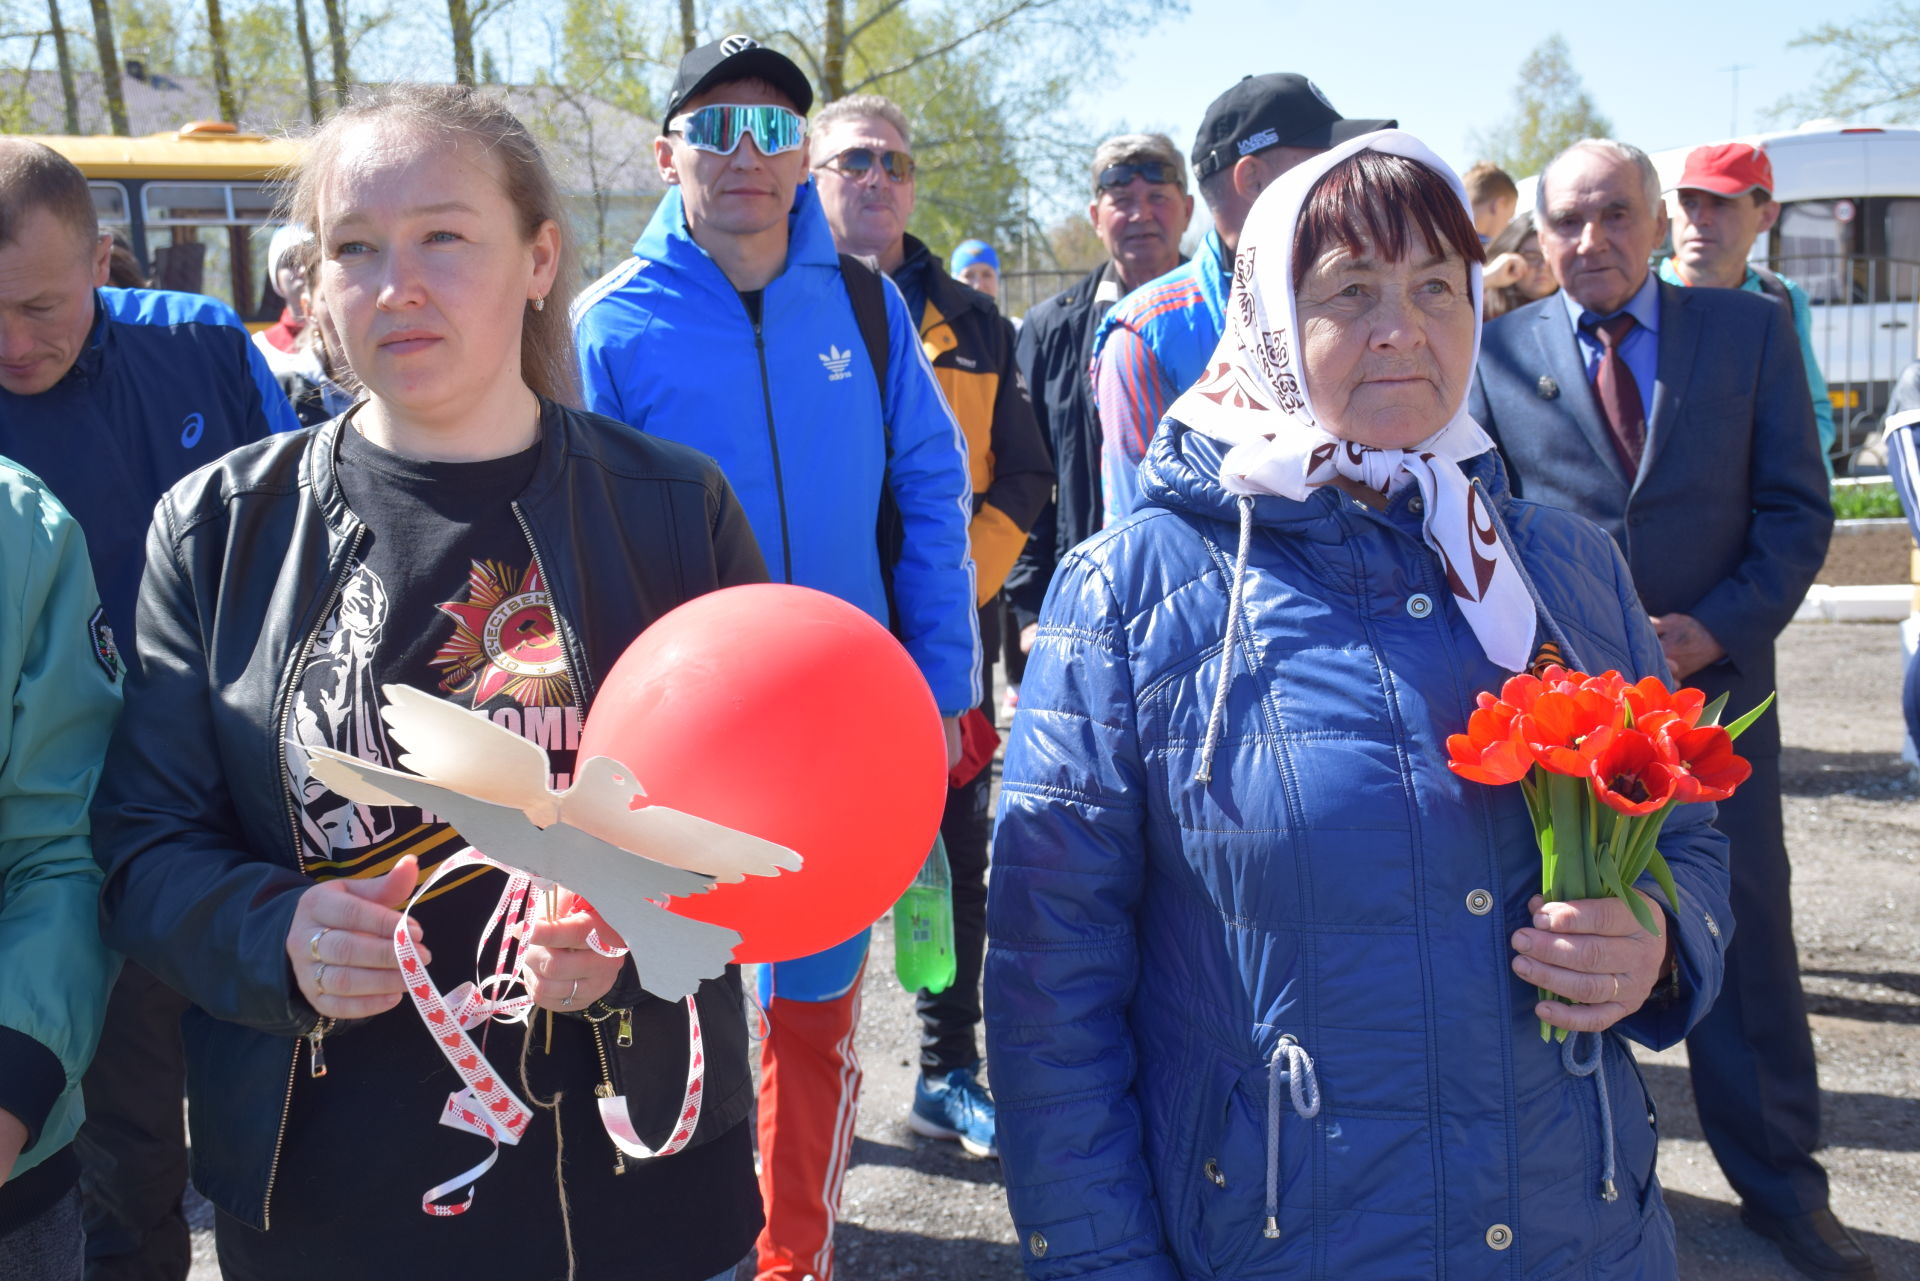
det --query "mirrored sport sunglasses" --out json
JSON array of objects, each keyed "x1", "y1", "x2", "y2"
[
  {"x1": 1098, "y1": 160, "x2": 1179, "y2": 191},
  {"x1": 819, "y1": 147, "x2": 917, "y2": 183},
  {"x1": 669, "y1": 104, "x2": 808, "y2": 156}
]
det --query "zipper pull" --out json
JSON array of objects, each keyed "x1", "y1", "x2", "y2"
[
  {"x1": 593, "y1": 1082, "x2": 628, "y2": 1174},
  {"x1": 616, "y1": 1009, "x2": 633, "y2": 1048},
  {"x1": 307, "y1": 1022, "x2": 330, "y2": 1079}
]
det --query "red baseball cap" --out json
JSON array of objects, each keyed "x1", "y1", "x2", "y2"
[{"x1": 1675, "y1": 142, "x2": 1774, "y2": 197}]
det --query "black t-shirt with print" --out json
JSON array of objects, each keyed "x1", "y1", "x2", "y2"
[{"x1": 224, "y1": 424, "x2": 758, "y2": 1281}]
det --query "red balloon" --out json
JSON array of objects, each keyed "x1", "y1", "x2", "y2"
[{"x1": 578, "y1": 583, "x2": 947, "y2": 962}]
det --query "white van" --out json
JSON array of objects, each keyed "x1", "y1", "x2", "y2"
[{"x1": 1520, "y1": 122, "x2": 1920, "y2": 472}]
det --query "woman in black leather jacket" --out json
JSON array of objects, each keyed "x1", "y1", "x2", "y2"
[{"x1": 92, "y1": 85, "x2": 768, "y2": 1281}]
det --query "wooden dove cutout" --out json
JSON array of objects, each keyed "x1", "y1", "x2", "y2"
[{"x1": 298, "y1": 684, "x2": 800, "y2": 1002}]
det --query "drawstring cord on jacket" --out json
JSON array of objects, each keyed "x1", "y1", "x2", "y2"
[
  {"x1": 1195, "y1": 496, "x2": 1257, "y2": 784},
  {"x1": 1263, "y1": 1034, "x2": 1320, "y2": 1239},
  {"x1": 1563, "y1": 1031, "x2": 1619, "y2": 1201},
  {"x1": 1193, "y1": 482, "x2": 1622, "y2": 1240},
  {"x1": 1198, "y1": 483, "x2": 1587, "y2": 787}
]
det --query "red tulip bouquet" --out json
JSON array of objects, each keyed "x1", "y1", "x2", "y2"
[{"x1": 1446, "y1": 667, "x2": 1770, "y2": 1041}]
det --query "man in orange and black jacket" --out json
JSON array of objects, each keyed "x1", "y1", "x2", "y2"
[{"x1": 811, "y1": 91, "x2": 1052, "y2": 1165}]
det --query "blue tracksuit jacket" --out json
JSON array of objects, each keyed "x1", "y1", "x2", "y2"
[
  {"x1": 572, "y1": 181, "x2": 980, "y2": 718},
  {"x1": 1090, "y1": 229, "x2": 1233, "y2": 521}
]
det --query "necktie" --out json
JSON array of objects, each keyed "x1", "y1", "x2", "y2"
[{"x1": 1581, "y1": 312, "x2": 1645, "y2": 475}]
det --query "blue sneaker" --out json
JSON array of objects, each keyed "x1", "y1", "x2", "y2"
[{"x1": 910, "y1": 1066, "x2": 997, "y2": 1158}]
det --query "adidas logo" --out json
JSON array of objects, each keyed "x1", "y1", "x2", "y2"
[{"x1": 820, "y1": 345, "x2": 854, "y2": 381}]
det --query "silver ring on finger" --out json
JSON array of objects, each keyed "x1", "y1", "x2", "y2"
[
  {"x1": 310, "y1": 926, "x2": 332, "y2": 960},
  {"x1": 314, "y1": 962, "x2": 330, "y2": 997},
  {"x1": 1610, "y1": 974, "x2": 1621, "y2": 1002},
  {"x1": 561, "y1": 978, "x2": 580, "y2": 1008}
]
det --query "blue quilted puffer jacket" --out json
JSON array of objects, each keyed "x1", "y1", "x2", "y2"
[{"x1": 985, "y1": 420, "x2": 1733, "y2": 1280}]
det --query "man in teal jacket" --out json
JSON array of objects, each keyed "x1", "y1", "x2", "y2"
[
  {"x1": 0, "y1": 456, "x2": 121, "y2": 1274},
  {"x1": 572, "y1": 37, "x2": 977, "y2": 1281},
  {"x1": 1658, "y1": 141, "x2": 1836, "y2": 479}
]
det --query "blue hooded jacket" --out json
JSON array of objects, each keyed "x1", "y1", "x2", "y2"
[
  {"x1": 573, "y1": 182, "x2": 981, "y2": 715},
  {"x1": 0, "y1": 287, "x2": 299, "y2": 641},
  {"x1": 986, "y1": 419, "x2": 1732, "y2": 1280}
]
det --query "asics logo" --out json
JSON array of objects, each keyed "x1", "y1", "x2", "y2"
[
  {"x1": 181, "y1": 412, "x2": 205, "y2": 448},
  {"x1": 820, "y1": 345, "x2": 854, "y2": 381}
]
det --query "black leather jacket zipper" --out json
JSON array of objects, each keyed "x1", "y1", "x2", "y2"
[{"x1": 262, "y1": 522, "x2": 366, "y2": 1229}]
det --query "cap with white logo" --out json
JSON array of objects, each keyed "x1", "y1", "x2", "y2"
[
  {"x1": 1190, "y1": 73, "x2": 1395, "y2": 180},
  {"x1": 663, "y1": 34, "x2": 814, "y2": 124}
]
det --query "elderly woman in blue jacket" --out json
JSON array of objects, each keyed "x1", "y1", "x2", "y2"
[{"x1": 985, "y1": 131, "x2": 1733, "y2": 1280}]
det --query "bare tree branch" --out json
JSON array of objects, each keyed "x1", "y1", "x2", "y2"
[
  {"x1": 840, "y1": 0, "x2": 908, "y2": 50},
  {"x1": 844, "y1": 0, "x2": 1073, "y2": 95}
]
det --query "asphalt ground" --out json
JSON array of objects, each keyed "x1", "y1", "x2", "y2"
[{"x1": 185, "y1": 620, "x2": 1920, "y2": 1279}]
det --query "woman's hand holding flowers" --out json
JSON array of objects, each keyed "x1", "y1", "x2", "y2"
[{"x1": 1511, "y1": 892, "x2": 1673, "y2": 1033}]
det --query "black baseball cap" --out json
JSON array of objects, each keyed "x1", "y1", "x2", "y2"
[
  {"x1": 662, "y1": 35, "x2": 814, "y2": 125},
  {"x1": 1190, "y1": 73, "x2": 1395, "y2": 180}
]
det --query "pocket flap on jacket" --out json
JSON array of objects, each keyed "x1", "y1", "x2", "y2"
[{"x1": 1018, "y1": 1212, "x2": 1100, "y2": 1261}]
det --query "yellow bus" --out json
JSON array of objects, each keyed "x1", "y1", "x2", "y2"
[{"x1": 23, "y1": 121, "x2": 302, "y2": 326}]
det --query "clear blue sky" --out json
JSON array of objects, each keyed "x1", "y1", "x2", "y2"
[{"x1": 1078, "y1": 0, "x2": 1870, "y2": 183}]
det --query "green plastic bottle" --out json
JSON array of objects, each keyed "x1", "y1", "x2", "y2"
[{"x1": 893, "y1": 836, "x2": 956, "y2": 995}]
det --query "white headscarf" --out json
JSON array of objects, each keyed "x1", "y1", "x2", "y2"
[{"x1": 1170, "y1": 129, "x2": 1536, "y2": 674}]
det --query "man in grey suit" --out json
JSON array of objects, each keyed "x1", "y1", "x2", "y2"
[{"x1": 1470, "y1": 139, "x2": 1871, "y2": 1281}]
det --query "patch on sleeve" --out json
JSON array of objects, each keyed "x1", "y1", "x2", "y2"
[{"x1": 88, "y1": 607, "x2": 125, "y2": 682}]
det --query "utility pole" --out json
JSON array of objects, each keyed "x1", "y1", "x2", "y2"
[{"x1": 1720, "y1": 63, "x2": 1753, "y2": 138}]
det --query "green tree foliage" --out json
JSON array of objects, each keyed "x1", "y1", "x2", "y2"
[
  {"x1": 0, "y1": 8, "x2": 46, "y2": 133},
  {"x1": 1768, "y1": 2, "x2": 1920, "y2": 126},
  {"x1": 516, "y1": 0, "x2": 669, "y2": 272},
  {"x1": 1472, "y1": 34, "x2": 1612, "y2": 178},
  {"x1": 555, "y1": 0, "x2": 657, "y2": 116},
  {"x1": 697, "y1": 0, "x2": 1175, "y2": 260},
  {"x1": 216, "y1": 0, "x2": 309, "y2": 115},
  {"x1": 825, "y1": 1, "x2": 1029, "y2": 254},
  {"x1": 109, "y1": 0, "x2": 183, "y2": 71}
]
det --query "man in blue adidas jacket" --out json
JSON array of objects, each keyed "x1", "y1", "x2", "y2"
[
  {"x1": 572, "y1": 38, "x2": 977, "y2": 1281},
  {"x1": 1090, "y1": 74, "x2": 1392, "y2": 522},
  {"x1": 0, "y1": 139, "x2": 296, "y2": 1281}
]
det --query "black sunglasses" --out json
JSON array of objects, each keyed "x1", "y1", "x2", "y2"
[
  {"x1": 819, "y1": 147, "x2": 916, "y2": 183},
  {"x1": 1098, "y1": 161, "x2": 1180, "y2": 191}
]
